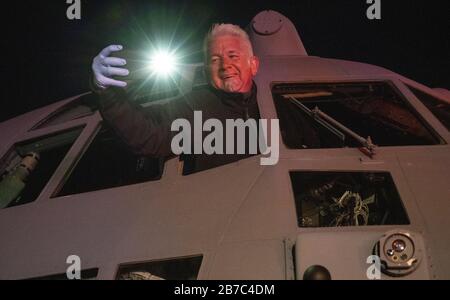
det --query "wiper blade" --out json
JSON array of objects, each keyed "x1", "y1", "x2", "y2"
[
  {"x1": 286, "y1": 96, "x2": 377, "y2": 157},
  {"x1": 311, "y1": 106, "x2": 376, "y2": 157},
  {"x1": 287, "y1": 96, "x2": 346, "y2": 143}
]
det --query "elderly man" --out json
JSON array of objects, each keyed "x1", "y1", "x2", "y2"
[{"x1": 91, "y1": 24, "x2": 261, "y2": 173}]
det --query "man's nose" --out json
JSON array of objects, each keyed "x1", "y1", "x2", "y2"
[{"x1": 220, "y1": 57, "x2": 232, "y2": 70}]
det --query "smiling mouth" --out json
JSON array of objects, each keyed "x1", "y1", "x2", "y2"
[{"x1": 222, "y1": 75, "x2": 237, "y2": 80}]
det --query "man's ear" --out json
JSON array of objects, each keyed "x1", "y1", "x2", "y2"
[{"x1": 250, "y1": 56, "x2": 260, "y2": 76}]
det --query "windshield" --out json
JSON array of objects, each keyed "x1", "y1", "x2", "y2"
[{"x1": 272, "y1": 81, "x2": 441, "y2": 149}]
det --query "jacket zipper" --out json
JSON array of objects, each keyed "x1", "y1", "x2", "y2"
[{"x1": 244, "y1": 107, "x2": 249, "y2": 120}]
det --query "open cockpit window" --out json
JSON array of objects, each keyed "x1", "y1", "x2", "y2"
[
  {"x1": 272, "y1": 82, "x2": 442, "y2": 150},
  {"x1": 192, "y1": 65, "x2": 208, "y2": 90},
  {"x1": 112, "y1": 49, "x2": 182, "y2": 105},
  {"x1": 0, "y1": 127, "x2": 83, "y2": 209},
  {"x1": 133, "y1": 76, "x2": 181, "y2": 105},
  {"x1": 56, "y1": 124, "x2": 163, "y2": 197}
]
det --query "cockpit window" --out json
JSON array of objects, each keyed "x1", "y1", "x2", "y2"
[
  {"x1": 272, "y1": 82, "x2": 441, "y2": 149},
  {"x1": 290, "y1": 171, "x2": 410, "y2": 228},
  {"x1": 133, "y1": 78, "x2": 181, "y2": 105},
  {"x1": 116, "y1": 255, "x2": 203, "y2": 280},
  {"x1": 31, "y1": 93, "x2": 97, "y2": 130},
  {"x1": 26, "y1": 268, "x2": 98, "y2": 280},
  {"x1": 103, "y1": 49, "x2": 183, "y2": 105},
  {"x1": 56, "y1": 124, "x2": 163, "y2": 197},
  {"x1": 0, "y1": 127, "x2": 83, "y2": 209},
  {"x1": 405, "y1": 85, "x2": 450, "y2": 131},
  {"x1": 192, "y1": 65, "x2": 208, "y2": 90}
]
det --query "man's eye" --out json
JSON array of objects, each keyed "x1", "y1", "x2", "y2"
[{"x1": 210, "y1": 58, "x2": 219, "y2": 63}]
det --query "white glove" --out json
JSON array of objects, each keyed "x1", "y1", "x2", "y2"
[{"x1": 92, "y1": 45, "x2": 129, "y2": 89}]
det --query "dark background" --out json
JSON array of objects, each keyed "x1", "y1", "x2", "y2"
[{"x1": 1, "y1": 0, "x2": 449, "y2": 122}]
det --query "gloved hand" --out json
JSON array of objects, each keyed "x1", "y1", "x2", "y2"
[{"x1": 92, "y1": 45, "x2": 129, "y2": 89}]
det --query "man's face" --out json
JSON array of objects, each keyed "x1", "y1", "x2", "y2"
[{"x1": 207, "y1": 35, "x2": 259, "y2": 93}]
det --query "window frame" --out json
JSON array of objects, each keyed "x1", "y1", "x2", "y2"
[
  {"x1": 29, "y1": 92, "x2": 96, "y2": 131},
  {"x1": 268, "y1": 77, "x2": 449, "y2": 157},
  {"x1": 0, "y1": 113, "x2": 102, "y2": 207},
  {"x1": 398, "y1": 79, "x2": 450, "y2": 133},
  {"x1": 53, "y1": 121, "x2": 166, "y2": 197}
]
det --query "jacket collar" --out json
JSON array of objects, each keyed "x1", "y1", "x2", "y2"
[{"x1": 209, "y1": 82, "x2": 257, "y2": 107}]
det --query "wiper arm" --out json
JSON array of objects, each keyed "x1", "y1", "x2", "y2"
[
  {"x1": 287, "y1": 96, "x2": 346, "y2": 143},
  {"x1": 287, "y1": 96, "x2": 377, "y2": 157},
  {"x1": 310, "y1": 106, "x2": 376, "y2": 157}
]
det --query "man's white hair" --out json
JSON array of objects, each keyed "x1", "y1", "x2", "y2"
[{"x1": 203, "y1": 23, "x2": 254, "y2": 62}]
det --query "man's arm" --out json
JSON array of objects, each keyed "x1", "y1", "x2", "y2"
[
  {"x1": 91, "y1": 44, "x2": 192, "y2": 158},
  {"x1": 96, "y1": 87, "x2": 192, "y2": 157}
]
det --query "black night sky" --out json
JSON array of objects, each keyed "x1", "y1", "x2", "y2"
[{"x1": 1, "y1": 0, "x2": 449, "y2": 122}]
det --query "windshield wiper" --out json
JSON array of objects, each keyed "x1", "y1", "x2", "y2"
[
  {"x1": 286, "y1": 96, "x2": 346, "y2": 143},
  {"x1": 286, "y1": 96, "x2": 377, "y2": 157}
]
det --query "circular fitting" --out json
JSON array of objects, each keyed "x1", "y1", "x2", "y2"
[
  {"x1": 373, "y1": 230, "x2": 421, "y2": 277},
  {"x1": 392, "y1": 239, "x2": 407, "y2": 253},
  {"x1": 303, "y1": 265, "x2": 332, "y2": 280},
  {"x1": 252, "y1": 10, "x2": 284, "y2": 35}
]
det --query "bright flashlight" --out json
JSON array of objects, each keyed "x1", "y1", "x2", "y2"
[{"x1": 147, "y1": 50, "x2": 178, "y2": 76}]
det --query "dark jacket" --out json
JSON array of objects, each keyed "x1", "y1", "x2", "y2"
[{"x1": 96, "y1": 83, "x2": 261, "y2": 174}]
